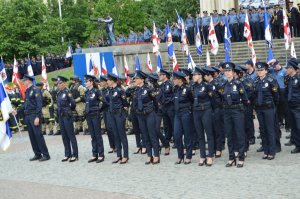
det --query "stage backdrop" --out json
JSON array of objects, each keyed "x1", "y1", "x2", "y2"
[{"x1": 72, "y1": 52, "x2": 115, "y2": 81}]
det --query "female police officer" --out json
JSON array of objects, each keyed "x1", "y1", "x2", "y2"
[
  {"x1": 84, "y1": 75, "x2": 105, "y2": 163},
  {"x1": 172, "y1": 71, "x2": 193, "y2": 164},
  {"x1": 192, "y1": 67, "x2": 215, "y2": 166},
  {"x1": 56, "y1": 76, "x2": 78, "y2": 162},
  {"x1": 107, "y1": 73, "x2": 130, "y2": 164},
  {"x1": 134, "y1": 71, "x2": 160, "y2": 164},
  {"x1": 221, "y1": 62, "x2": 248, "y2": 168}
]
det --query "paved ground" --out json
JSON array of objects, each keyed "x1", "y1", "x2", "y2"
[{"x1": 0, "y1": 121, "x2": 299, "y2": 199}]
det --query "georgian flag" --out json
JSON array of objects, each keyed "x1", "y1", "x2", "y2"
[
  {"x1": 187, "y1": 51, "x2": 196, "y2": 70},
  {"x1": 208, "y1": 16, "x2": 219, "y2": 55},
  {"x1": 41, "y1": 56, "x2": 49, "y2": 90},
  {"x1": 244, "y1": 13, "x2": 253, "y2": 48},
  {"x1": 12, "y1": 57, "x2": 19, "y2": 83},
  {"x1": 152, "y1": 22, "x2": 160, "y2": 55},
  {"x1": 123, "y1": 55, "x2": 130, "y2": 85},
  {"x1": 172, "y1": 52, "x2": 179, "y2": 71},
  {"x1": 291, "y1": 41, "x2": 297, "y2": 59},
  {"x1": 251, "y1": 47, "x2": 257, "y2": 66},
  {"x1": 147, "y1": 53, "x2": 153, "y2": 72},
  {"x1": 112, "y1": 57, "x2": 119, "y2": 76},
  {"x1": 283, "y1": 9, "x2": 291, "y2": 50}
]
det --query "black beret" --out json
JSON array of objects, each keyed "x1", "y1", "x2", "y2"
[
  {"x1": 84, "y1": 74, "x2": 96, "y2": 81},
  {"x1": 107, "y1": 73, "x2": 119, "y2": 81},
  {"x1": 172, "y1": 71, "x2": 186, "y2": 79},
  {"x1": 56, "y1": 76, "x2": 68, "y2": 83},
  {"x1": 255, "y1": 62, "x2": 268, "y2": 70}
]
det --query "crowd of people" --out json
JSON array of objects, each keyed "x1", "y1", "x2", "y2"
[
  {"x1": 9, "y1": 56, "x2": 300, "y2": 167},
  {"x1": 4, "y1": 54, "x2": 71, "y2": 82},
  {"x1": 88, "y1": 2, "x2": 300, "y2": 47}
]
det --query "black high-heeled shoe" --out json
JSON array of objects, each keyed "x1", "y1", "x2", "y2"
[
  {"x1": 61, "y1": 157, "x2": 70, "y2": 162},
  {"x1": 112, "y1": 157, "x2": 122, "y2": 164},
  {"x1": 164, "y1": 147, "x2": 170, "y2": 156},
  {"x1": 206, "y1": 158, "x2": 213, "y2": 167},
  {"x1": 96, "y1": 157, "x2": 105, "y2": 163},
  {"x1": 184, "y1": 159, "x2": 192, "y2": 165},
  {"x1": 215, "y1": 151, "x2": 222, "y2": 158},
  {"x1": 145, "y1": 157, "x2": 153, "y2": 165},
  {"x1": 69, "y1": 157, "x2": 78, "y2": 162},
  {"x1": 225, "y1": 159, "x2": 236, "y2": 167},
  {"x1": 237, "y1": 161, "x2": 244, "y2": 168},
  {"x1": 141, "y1": 148, "x2": 147, "y2": 154},
  {"x1": 108, "y1": 149, "x2": 114, "y2": 154},
  {"x1": 267, "y1": 155, "x2": 275, "y2": 160},
  {"x1": 198, "y1": 159, "x2": 206, "y2": 166},
  {"x1": 133, "y1": 148, "x2": 142, "y2": 154},
  {"x1": 120, "y1": 157, "x2": 129, "y2": 164},
  {"x1": 175, "y1": 159, "x2": 183, "y2": 164},
  {"x1": 152, "y1": 157, "x2": 160, "y2": 165},
  {"x1": 88, "y1": 157, "x2": 98, "y2": 163},
  {"x1": 262, "y1": 155, "x2": 268, "y2": 159}
]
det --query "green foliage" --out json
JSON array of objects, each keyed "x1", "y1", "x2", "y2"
[{"x1": 35, "y1": 67, "x2": 74, "y2": 87}]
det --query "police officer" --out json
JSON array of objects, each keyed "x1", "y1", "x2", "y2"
[
  {"x1": 212, "y1": 10, "x2": 222, "y2": 43},
  {"x1": 185, "y1": 13, "x2": 195, "y2": 45},
  {"x1": 99, "y1": 75, "x2": 116, "y2": 153},
  {"x1": 70, "y1": 76, "x2": 87, "y2": 135},
  {"x1": 238, "y1": 8, "x2": 247, "y2": 42},
  {"x1": 250, "y1": 8, "x2": 261, "y2": 41},
  {"x1": 285, "y1": 59, "x2": 300, "y2": 154},
  {"x1": 143, "y1": 26, "x2": 151, "y2": 42},
  {"x1": 137, "y1": 31, "x2": 144, "y2": 43},
  {"x1": 172, "y1": 71, "x2": 193, "y2": 164},
  {"x1": 147, "y1": 73, "x2": 170, "y2": 155},
  {"x1": 228, "y1": 8, "x2": 239, "y2": 42},
  {"x1": 245, "y1": 60, "x2": 257, "y2": 80},
  {"x1": 201, "y1": 11, "x2": 210, "y2": 44},
  {"x1": 272, "y1": 5, "x2": 283, "y2": 39},
  {"x1": 254, "y1": 62, "x2": 279, "y2": 160},
  {"x1": 134, "y1": 71, "x2": 160, "y2": 164},
  {"x1": 16, "y1": 75, "x2": 50, "y2": 162},
  {"x1": 56, "y1": 76, "x2": 78, "y2": 162},
  {"x1": 107, "y1": 73, "x2": 129, "y2": 164},
  {"x1": 192, "y1": 67, "x2": 215, "y2": 166},
  {"x1": 36, "y1": 82, "x2": 54, "y2": 136},
  {"x1": 158, "y1": 69, "x2": 174, "y2": 147},
  {"x1": 220, "y1": 10, "x2": 228, "y2": 43},
  {"x1": 221, "y1": 62, "x2": 248, "y2": 168},
  {"x1": 128, "y1": 29, "x2": 137, "y2": 44},
  {"x1": 287, "y1": 1, "x2": 298, "y2": 37},
  {"x1": 84, "y1": 75, "x2": 105, "y2": 163}
]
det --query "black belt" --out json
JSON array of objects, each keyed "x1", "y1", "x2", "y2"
[
  {"x1": 86, "y1": 111, "x2": 99, "y2": 116},
  {"x1": 136, "y1": 109, "x2": 153, "y2": 115},
  {"x1": 256, "y1": 102, "x2": 274, "y2": 109},
  {"x1": 223, "y1": 104, "x2": 243, "y2": 109},
  {"x1": 110, "y1": 109, "x2": 122, "y2": 114},
  {"x1": 193, "y1": 103, "x2": 211, "y2": 111},
  {"x1": 60, "y1": 111, "x2": 72, "y2": 117}
]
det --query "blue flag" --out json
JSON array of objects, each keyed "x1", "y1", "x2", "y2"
[
  {"x1": 224, "y1": 16, "x2": 232, "y2": 62},
  {"x1": 156, "y1": 53, "x2": 163, "y2": 73},
  {"x1": 166, "y1": 22, "x2": 174, "y2": 58},
  {"x1": 195, "y1": 19, "x2": 203, "y2": 55},
  {"x1": 0, "y1": 57, "x2": 7, "y2": 82},
  {"x1": 136, "y1": 55, "x2": 141, "y2": 71},
  {"x1": 27, "y1": 56, "x2": 35, "y2": 85}
]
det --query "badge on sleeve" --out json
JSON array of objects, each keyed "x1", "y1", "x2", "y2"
[
  {"x1": 143, "y1": 90, "x2": 147, "y2": 95},
  {"x1": 233, "y1": 85, "x2": 237, "y2": 92},
  {"x1": 295, "y1": 79, "x2": 298, "y2": 84},
  {"x1": 265, "y1": 82, "x2": 269, "y2": 88},
  {"x1": 91, "y1": 93, "x2": 95, "y2": 99},
  {"x1": 113, "y1": 91, "x2": 117, "y2": 97},
  {"x1": 30, "y1": 90, "x2": 33, "y2": 96},
  {"x1": 62, "y1": 93, "x2": 66, "y2": 99},
  {"x1": 182, "y1": 88, "x2": 186, "y2": 95}
]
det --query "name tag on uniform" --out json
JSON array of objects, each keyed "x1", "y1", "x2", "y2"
[
  {"x1": 264, "y1": 82, "x2": 269, "y2": 88},
  {"x1": 62, "y1": 93, "x2": 66, "y2": 99},
  {"x1": 233, "y1": 85, "x2": 237, "y2": 92},
  {"x1": 142, "y1": 90, "x2": 147, "y2": 95},
  {"x1": 182, "y1": 88, "x2": 186, "y2": 95},
  {"x1": 113, "y1": 91, "x2": 117, "y2": 97},
  {"x1": 90, "y1": 93, "x2": 95, "y2": 99}
]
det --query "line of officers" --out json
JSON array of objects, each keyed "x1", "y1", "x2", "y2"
[{"x1": 16, "y1": 58, "x2": 300, "y2": 167}]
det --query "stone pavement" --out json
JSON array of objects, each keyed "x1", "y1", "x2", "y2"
[{"x1": 0, "y1": 122, "x2": 299, "y2": 199}]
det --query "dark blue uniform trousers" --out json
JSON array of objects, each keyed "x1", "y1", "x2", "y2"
[
  {"x1": 223, "y1": 108, "x2": 246, "y2": 161},
  {"x1": 59, "y1": 115, "x2": 78, "y2": 158},
  {"x1": 103, "y1": 111, "x2": 115, "y2": 149},
  {"x1": 86, "y1": 112, "x2": 104, "y2": 157},
  {"x1": 110, "y1": 111, "x2": 128, "y2": 158},
  {"x1": 25, "y1": 114, "x2": 49, "y2": 157},
  {"x1": 131, "y1": 111, "x2": 144, "y2": 148},
  {"x1": 256, "y1": 108, "x2": 276, "y2": 156},
  {"x1": 193, "y1": 109, "x2": 214, "y2": 158},
  {"x1": 174, "y1": 111, "x2": 192, "y2": 159},
  {"x1": 213, "y1": 108, "x2": 224, "y2": 152},
  {"x1": 162, "y1": 105, "x2": 175, "y2": 142},
  {"x1": 137, "y1": 111, "x2": 159, "y2": 157},
  {"x1": 289, "y1": 106, "x2": 300, "y2": 148},
  {"x1": 244, "y1": 104, "x2": 255, "y2": 150},
  {"x1": 155, "y1": 112, "x2": 170, "y2": 148}
]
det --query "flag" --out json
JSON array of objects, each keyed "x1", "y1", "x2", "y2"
[
  {"x1": 41, "y1": 56, "x2": 49, "y2": 90},
  {"x1": 172, "y1": 52, "x2": 179, "y2": 71},
  {"x1": 224, "y1": 16, "x2": 232, "y2": 62},
  {"x1": 101, "y1": 54, "x2": 107, "y2": 75},
  {"x1": 206, "y1": 48, "x2": 211, "y2": 67},
  {"x1": 27, "y1": 56, "x2": 36, "y2": 85},
  {"x1": 267, "y1": 46, "x2": 274, "y2": 62},
  {"x1": 0, "y1": 57, "x2": 7, "y2": 82},
  {"x1": 88, "y1": 56, "x2": 99, "y2": 77},
  {"x1": 244, "y1": 13, "x2": 253, "y2": 48},
  {"x1": 166, "y1": 22, "x2": 174, "y2": 58},
  {"x1": 195, "y1": 19, "x2": 203, "y2": 55},
  {"x1": 65, "y1": 45, "x2": 72, "y2": 58},
  {"x1": 112, "y1": 57, "x2": 119, "y2": 76},
  {"x1": 176, "y1": 10, "x2": 188, "y2": 55},
  {"x1": 147, "y1": 53, "x2": 153, "y2": 72},
  {"x1": 251, "y1": 47, "x2": 257, "y2": 66},
  {"x1": 88, "y1": 58, "x2": 94, "y2": 75},
  {"x1": 123, "y1": 55, "x2": 130, "y2": 85},
  {"x1": 291, "y1": 41, "x2": 297, "y2": 58},
  {"x1": 12, "y1": 57, "x2": 20, "y2": 83},
  {"x1": 136, "y1": 55, "x2": 141, "y2": 71},
  {"x1": 0, "y1": 77, "x2": 13, "y2": 151},
  {"x1": 152, "y1": 22, "x2": 160, "y2": 55},
  {"x1": 263, "y1": 2, "x2": 272, "y2": 47},
  {"x1": 156, "y1": 53, "x2": 163, "y2": 73},
  {"x1": 208, "y1": 16, "x2": 219, "y2": 55},
  {"x1": 283, "y1": 9, "x2": 291, "y2": 50},
  {"x1": 187, "y1": 51, "x2": 196, "y2": 70}
]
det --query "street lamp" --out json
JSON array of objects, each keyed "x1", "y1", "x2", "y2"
[{"x1": 58, "y1": 0, "x2": 64, "y2": 43}]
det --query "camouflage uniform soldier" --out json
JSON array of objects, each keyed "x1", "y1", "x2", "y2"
[
  {"x1": 70, "y1": 76, "x2": 88, "y2": 135},
  {"x1": 50, "y1": 77, "x2": 61, "y2": 135},
  {"x1": 36, "y1": 82, "x2": 54, "y2": 135}
]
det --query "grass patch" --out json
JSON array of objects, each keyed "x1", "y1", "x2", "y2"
[{"x1": 35, "y1": 67, "x2": 74, "y2": 87}]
